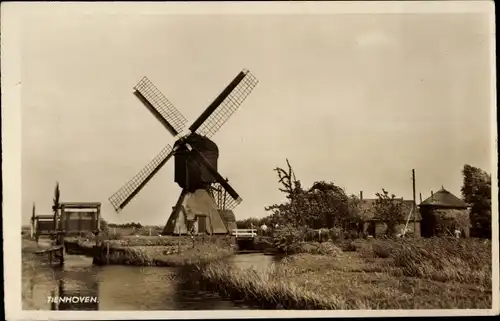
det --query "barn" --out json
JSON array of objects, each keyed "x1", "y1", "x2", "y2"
[{"x1": 418, "y1": 187, "x2": 470, "y2": 237}]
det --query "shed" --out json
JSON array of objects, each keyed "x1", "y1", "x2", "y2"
[{"x1": 418, "y1": 187, "x2": 470, "y2": 237}]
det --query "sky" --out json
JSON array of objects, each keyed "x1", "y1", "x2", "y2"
[{"x1": 19, "y1": 7, "x2": 494, "y2": 226}]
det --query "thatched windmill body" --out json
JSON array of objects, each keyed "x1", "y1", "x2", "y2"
[{"x1": 109, "y1": 70, "x2": 258, "y2": 235}]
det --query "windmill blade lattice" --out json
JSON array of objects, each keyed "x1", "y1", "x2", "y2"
[
  {"x1": 194, "y1": 70, "x2": 258, "y2": 139},
  {"x1": 134, "y1": 77, "x2": 188, "y2": 136},
  {"x1": 109, "y1": 144, "x2": 175, "y2": 212},
  {"x1": 188, "y1": 147, "x2": 242, "y2": 210},
  {"x1": 209, "y1": 183, "x2": 238, "y2": 211}
]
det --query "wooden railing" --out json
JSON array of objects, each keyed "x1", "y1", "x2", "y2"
[{"x1": 231, "y1": 228, "x2": 257, "y2": 238}]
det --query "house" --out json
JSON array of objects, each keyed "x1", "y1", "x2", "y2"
[
  {"x1": 357, "y1": 196, "x2": 422, "y2": 238},
  {"x1": 418, "y1": 187, "x2": 470, "y2": 237}
]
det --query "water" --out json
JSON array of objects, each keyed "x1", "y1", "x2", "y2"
[{"x1": 22, "y1": 252, "x2": 278, "y2": 310}]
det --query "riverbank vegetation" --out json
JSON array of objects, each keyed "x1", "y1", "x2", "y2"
[
  {"x1": 193, "y1": 160, "x2": 492, "y2": 309},
  {"x1": 190, "y1": 237, "x2": 491, "y2": 309},
  {"x1": 63, "y1": 235, "x2": 235, "y2": 266}
]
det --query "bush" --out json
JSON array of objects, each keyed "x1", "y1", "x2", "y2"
[
  {"x1": 273, "y1": 224, "x2": 305, "y2": 254},
  {"x1": 339, "y1": 240, "x2": 358, "y2": 252},
  {"x1": 328, "y1": 227, "x2": 343, "y2": 242},
  {"x1": 298, "y1": 242, "x2": 343, "y2": 256}
]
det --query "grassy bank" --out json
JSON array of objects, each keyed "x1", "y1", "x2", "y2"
[
  {"x1": 189, "y1": 238, "x2": 492, "y2": 309},
  {"x1": 63, "y1": 235, "x2": 236, "y2": 266},
  {"x1": 93, "y1": 243, "x2": 235, "y2": 266}
]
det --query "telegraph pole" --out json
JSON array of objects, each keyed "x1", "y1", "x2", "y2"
[{"x1": 412, "y1": 169, "x2": 416, "y2": 233}]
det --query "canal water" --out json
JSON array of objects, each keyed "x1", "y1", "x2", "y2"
[{"x1": 22, "y1": 253, "x2": 278, "y2": 310}]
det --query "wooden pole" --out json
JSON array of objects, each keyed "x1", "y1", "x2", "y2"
[
  {"x1": 106, "y1": 242, "x2": 110, "y2": 265},
  {"x1": 59, "y1": 245, "x2": 64, "y2": 266},
  {"x1": 412, "y1": 169, "x2": 416, "y2": 236}
]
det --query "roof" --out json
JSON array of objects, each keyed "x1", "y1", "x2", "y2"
[
  {"x1": 419, "y1": 188, "x2": 468, "y2": 208},
  {"x1": 356, "y1": 198, "x2": 422, "y2": 221}
]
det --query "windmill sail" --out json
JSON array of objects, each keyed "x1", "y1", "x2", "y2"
[
  {"x1": 189, "y1": 146, "x2": 242, "y2": 210},
  {"x1": 189, "y1": 69, "x2": 258, "y2": 138},
  {"x1": 134, "y1": 77, "x2": 188, "y2": 136},
  {"x1": 209, "y1": 183, "x2": 234, "y2": 210},
  {"x1": 109, "y1": 144, "x2": 175, "y2": 212}
]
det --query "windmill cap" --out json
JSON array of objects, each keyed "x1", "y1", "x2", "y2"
[{"x1": 175, "y1": 133, "x2": 219, "y2": 153}]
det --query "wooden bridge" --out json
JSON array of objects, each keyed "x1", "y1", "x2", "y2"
[
  {"x1": 230, "y1": 228, "x2": 258, "y2": 251},
  {"x1": 231, "y1": 228, "x2": 257, "y2": 240}
]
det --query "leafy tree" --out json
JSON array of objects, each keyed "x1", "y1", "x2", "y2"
[
  {"x1": 307, "y1": 181, "x2": 349, "y2": 228},
  {"x1": 264, "y1": 159, "x2": 351, "y2": 230},
  {"x1": 265, "y1": 159, "x2": 306, "y2": 226},
  {"x1": 461, "y1": 164, "x2": 492, "y2": 238},
  {"x1": 373, "y1": 189, "x2": 404, "y2": 237},
  {"x1": 346, "y1": 194, "x2": 366, "y2": 237}
]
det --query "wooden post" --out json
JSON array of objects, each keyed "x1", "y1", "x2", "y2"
[
  {"x1": 106, "y1": 242, "x2": 110, "y2": 265},
  {"x1": 50, "y1": 290, "x2": 57, "y2": 310},
  {"x1": 59, "y1": 245, "x2": 64, "y2": 266},
  {"x1": 412, "y1": 169, "x2": 416, "y2": 235},
  {"x1": 96, "y1": 205, "x2": 101, "y2": 231},
  {"x1": 35, "y1": 218, "x2": 39, "y2": 243}
]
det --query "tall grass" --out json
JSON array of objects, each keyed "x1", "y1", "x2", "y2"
[
  {"x1": 187, "y1": 237, "x2": 492, "y2": 309},
  {"x1": 359, "y1": 238, "x2": 492, "y2": 285},
  {"x1": 190, "y1": 261, "x2": 365, "y2": 309}
]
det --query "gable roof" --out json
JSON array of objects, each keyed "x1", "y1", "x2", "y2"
[
  {"x1": 419, "y1": 188, "x2": 468, "y2": 208},
  {"x1": 356, "y1": 198, "x2": 422, "y2": 221}
]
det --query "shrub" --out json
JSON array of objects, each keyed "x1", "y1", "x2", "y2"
[
  {"x1": 273, "y1": 224, "x2": 305, "y2": 254},
  {"x1": 328, "y1": 227, "x2": 343, "y2": 242},
  {"x1": 298, "y1": 242, "x2": 343, "y2": 256},
  {"x1": 339, "y1": 240, "x2": 358, "y2": 252}
]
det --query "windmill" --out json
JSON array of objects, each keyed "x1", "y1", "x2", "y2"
[{"x1": 108, "y1": 69, "x2": 258, "y2": 235}]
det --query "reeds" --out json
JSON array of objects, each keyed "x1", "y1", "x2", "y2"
[
  {"x1": 188, "y1": 237, "x2": 492, "y2": 309},
  {"x1": 359, "y1": 237, "x2": 492, "y2": 285},
  {"x1": 191, "y1": 261, "x2": 359, "y2": 309}
]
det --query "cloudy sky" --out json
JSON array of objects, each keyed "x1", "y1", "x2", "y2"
[{"x1": 17, "y1": 4, "x2": 494, "y2": 226}]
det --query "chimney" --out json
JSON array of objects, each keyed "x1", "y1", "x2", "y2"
[
  {"x1": 360, "y1": 191, "x2": 363, "y2": 200},
  {"x1": 431, "y1": 190, "x2": 434, "y2": 197},
  {"x1": 419, "y1": 193, "x2": 422, "y2": 203}
]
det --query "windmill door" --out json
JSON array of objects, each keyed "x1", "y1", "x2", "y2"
[{"x1": 198, "y1": 216, "x2": 207, "y2": 234}]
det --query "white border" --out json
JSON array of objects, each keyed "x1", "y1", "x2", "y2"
[{"x1": 2, "y1": 1, "x2": 498, "y2": 320}]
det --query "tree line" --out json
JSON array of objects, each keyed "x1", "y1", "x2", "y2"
[
  {"x1": 107, "y1": 222, "x2": 143, "y2": 228},
  {"x1": 236, "y1": 160, "x2": 492, "y2": 239}
]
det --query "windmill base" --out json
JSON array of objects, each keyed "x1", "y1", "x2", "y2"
[{"x1": 162, "y1": 189, "x2": 230, "y2": 235}]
